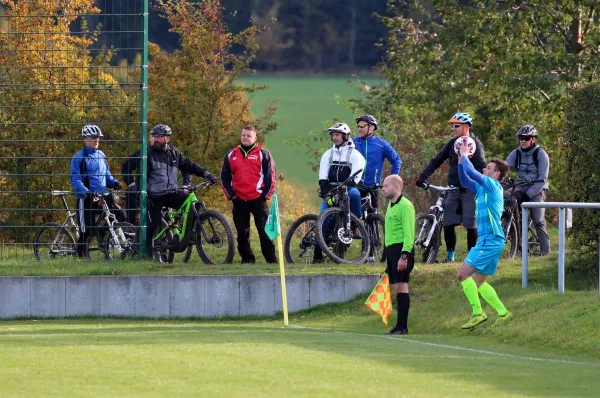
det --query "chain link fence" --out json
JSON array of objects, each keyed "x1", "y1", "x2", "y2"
[{"x1": 0, "y1": 0, "x2": 148, "y2": 261}]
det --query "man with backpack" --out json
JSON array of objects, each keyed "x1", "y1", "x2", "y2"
[{"x1": 505, "y1": 125, "x2": 551, "y2": 255}]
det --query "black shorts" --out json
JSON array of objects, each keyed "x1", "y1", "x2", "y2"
[{"x1": 385, "y1": 243, "x2": 415, "y2": 284}]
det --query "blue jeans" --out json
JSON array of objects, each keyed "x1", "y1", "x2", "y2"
[{"x1": 314, "y1": 187, "x2": 362, "y2": 260}]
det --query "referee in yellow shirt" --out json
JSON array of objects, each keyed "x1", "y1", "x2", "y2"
[{"x1": 382, "y1": 175, "x2": 416, "y2": 335}]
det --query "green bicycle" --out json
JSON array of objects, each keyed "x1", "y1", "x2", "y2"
[{"x1": 152, "y1": 182, "x2": 234, "y2": 264}]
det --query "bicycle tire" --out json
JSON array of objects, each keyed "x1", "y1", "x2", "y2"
[
  {"x1": 153, "y1": 220, "x2": 175, "y2": 264},
  {"x1": 195, "y1": 210, "x2": 235, "y2": 264},
  {"x1": 182, "y1": 243, "x2": 194, "y2": 263},
  {"x1": 365, "y1": 213, "x2": 386, "y2": 263},
  {"x1": 501, "y1": 217, "x2": 518, "y2": 259},
  {"x1": 284, "y1": 213, "x2": 319, "y2": 264},
  {"x1": 33, "y1": 222, "x2": 77, "y2": 261},
  {"x1": 103, "y1": 222, "x2": 137, "y2": 260},
  {"x1": 414, "y1": 213, "x2": 440, "y2": 264},
  {"x1": 316, "y1": 208, "x2": 370, "y2": 264}
]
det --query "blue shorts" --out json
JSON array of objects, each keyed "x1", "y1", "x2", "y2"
[{"x1": 464, "y1": 236, "x2": 504, "y2": 276}]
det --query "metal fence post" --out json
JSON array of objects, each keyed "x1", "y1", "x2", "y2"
[
  {"x1": 522, "y1": 205, "x2": 529, "y2": 288},
  {"x1": 558, "y1": 207, "x2": 566, "y2": 294},
  {"x1": 139, "y1": 0, "x2": 149, "y2": 257}
]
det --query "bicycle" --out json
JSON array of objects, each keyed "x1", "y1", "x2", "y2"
[
  {"x1": 34, "y1": 191, "x2": 136, "y2": 261},
  {"x1": 357, "y1": 183, "x2": 386, "y2": 263},
  {"x1": 501, "y1": 178, "x2": 545, "y2": 258},
  {"x1": 152, "y1": 182, "x2": 234, "y2": 265},
  {"x1": 314, "y1": 170, "x2": 371, "y2": 264},
  {"x1": 413, "y1": 184, "x2": 459, "y2": 264}
]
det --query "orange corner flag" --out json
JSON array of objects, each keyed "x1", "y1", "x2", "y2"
[{"x1": 364, "y1": 273, "x2": 393, "y2": 325}]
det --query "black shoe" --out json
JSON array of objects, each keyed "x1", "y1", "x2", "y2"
[{"x1": 386, "y1": 327, "x2": 408, "y2": 335}]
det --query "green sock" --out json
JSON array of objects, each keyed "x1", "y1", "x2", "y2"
[
  {"x1": 478, "y1": 282, "x2": 507, "y2": 316},
  {"x1": 460, "y1": 277, "x2": 482, "y2": 315}
]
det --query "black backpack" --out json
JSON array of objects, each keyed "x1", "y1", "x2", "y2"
[{"x1": 515, "y1": 146, "x2": 540, "y2": 170}]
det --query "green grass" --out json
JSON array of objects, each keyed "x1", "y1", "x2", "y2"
[
  {"x1": 1, "y1": 255, "x2": 599, "y2": 397},
  {"x1": 242, "y1": 76, "x2": 381, "y2": 187}
]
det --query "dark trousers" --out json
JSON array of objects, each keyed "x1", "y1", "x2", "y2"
[
  {"x1": 125, "y1": 184, "x2": 139, "y2": 225},
  {"x1": 146, "y1": 193, "x2": 189, "y2": 257},
  {"x1": 232, "y1": 198, "x2": 277, "y2": 263},
  {"x1": 76, "y1": 194, "x2": 124, "y2": 256}
]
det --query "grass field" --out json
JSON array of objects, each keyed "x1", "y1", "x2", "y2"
[
  {"x1": 1, "y1": 252, "x2": 599, "y2": 396},
  {"x1": 241, "y1": 76, "x2": 381, "y2": 188}
]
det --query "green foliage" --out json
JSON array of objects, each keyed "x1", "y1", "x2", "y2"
[
  {"x1": 564, "y1": 83, "x2": 600, "y2": 254},
  {"x1": 354, "y1": 0, "x2": 600, "y2": 205}
]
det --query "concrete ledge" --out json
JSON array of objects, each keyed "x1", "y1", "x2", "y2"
[{"x1": 0, "y1": 274, "x2": 379, "y2": 319}]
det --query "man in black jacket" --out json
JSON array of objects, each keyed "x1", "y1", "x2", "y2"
[
  {"x1": 143, "y1": 124, "x2": 217, "y2": 258},
  {"x1": 416, "y1": 112, "x2": 486, "y2": 263}
]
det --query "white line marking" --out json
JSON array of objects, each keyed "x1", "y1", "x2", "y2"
[{"x1": 289, "y1": 325, "x2": 600, "y2": 367}]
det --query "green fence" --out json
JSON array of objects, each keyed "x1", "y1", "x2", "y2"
[{"x1": 0, "y1": 0, "x2": 148, "y2": 261}]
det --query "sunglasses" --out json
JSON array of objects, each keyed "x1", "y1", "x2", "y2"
[
  {"x1": 357, "y1": 123, "x2": 369, "y2": 128},
  {"x1": 519, "y1": 136, "x2": 532, "y2": 141},
  {"x1": 451, "y1": 124, "x2": 463, "y2": 128}
]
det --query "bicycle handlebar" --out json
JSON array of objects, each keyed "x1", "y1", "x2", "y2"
[
  {"x1": 421, "y1": 183, "x2": 459, "y2": 192},
  {"x1": 325, "y1": 169, "x2": 364, "y2": 196},
  {"x1": 501, "y1": 178, "x2": 546, "y2": 188}
]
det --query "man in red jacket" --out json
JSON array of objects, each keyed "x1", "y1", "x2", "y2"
[{"x1": 221, "y1": 125, "x2": 277, "y2": 263}]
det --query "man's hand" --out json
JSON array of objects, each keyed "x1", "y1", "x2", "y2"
[
  {"x1": 459, "y1": 139, "x2": 471, "y2": 158},
  {"x1": 206, "y1": 173, "x2": 218, "y2": 185},
  {"x1": 397, "y1": 257, "x2": 408, "y2": 271},
  {"x1": 416, "y1": 179, "x2": 427, "y2": 188},
  {"x1": 112, "y1": 181, "x2": 122, "y2": 190}
]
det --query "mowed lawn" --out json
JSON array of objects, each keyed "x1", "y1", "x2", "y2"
[
  {"x1": 1, "y1": 319, "x2": 599, "y2": 397},
  {"x1": 241, "y1": 76, "x2": 382, "y2": 188}
]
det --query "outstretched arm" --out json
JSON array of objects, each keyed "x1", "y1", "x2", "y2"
[{"x1": 458, "y1": 155, "x2": 483, "y2": 192}]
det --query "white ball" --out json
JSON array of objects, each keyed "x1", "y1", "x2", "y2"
[{"x1": 454, "y1": 136, "x2": 476, "y2": 156}]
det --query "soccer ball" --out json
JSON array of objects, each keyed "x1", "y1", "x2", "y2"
[{"x1": 453, "y1": 136, "x2": 476, "y2": 156}]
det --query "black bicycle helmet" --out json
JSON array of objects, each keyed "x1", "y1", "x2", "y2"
[
  {"x1": 355, "y1": 114, "x2": 378, "y2": 130},
  {"x1": 150, "y1": 124, "x2": 173, "y2": 136},
  {"x1": 516, "y1": 125, "x2": 538, "y2": 137}
]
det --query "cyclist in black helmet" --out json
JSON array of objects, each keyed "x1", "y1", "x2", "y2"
[{"x1": 505, "y1": 125, "x2": 551, "y2": 255}]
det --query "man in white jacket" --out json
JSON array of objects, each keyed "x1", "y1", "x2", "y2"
[{"x1": 313, "y1": 122, "x2": 366, "y2": 262}]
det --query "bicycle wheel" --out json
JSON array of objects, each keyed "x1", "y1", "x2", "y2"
[
  {"x1": 284, "y1": 213, "x2": 319, "y2": 264},
  {"x1": 182, "y1": 243, "x2": 194, "y2": 263},
  {"x1": 153, "y1": 220, "x2": 175, "y2": 264},
  {"x1": 414, "y1": 214, "x2": 440, "y2": 264},
  {"x1": 195, "y1": 210, "x2": 235, "y2": 265},
  {"x1": 365, "y1": 213, "x2": 386, "y2": 263},
  {"x1": 103, "y1": 222, "x2": 137, "y2": 260},
  {"x1": 501, "y1": 217, "x2": 518, "y2": 259},
  {"x1": 316, "y1": 208, "x2": 370, "y2": 264},
  {"x1": 528, "y1": 227, "x2": 542, "y2": 256},
  {"x1": 33, "y1": 222, "x2": 77, "y2": 260}
]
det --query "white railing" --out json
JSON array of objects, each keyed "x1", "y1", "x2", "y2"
[{"x1": 521, "y1": 202, "x2": 600, "y2": 295}]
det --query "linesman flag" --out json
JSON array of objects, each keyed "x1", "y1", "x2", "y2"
[
  {"x1": 364, "y1": 273, "x2": 393, "y2": 325},
  {"x1": 264, "y1": 194, "x2": 280, "y2": 240}
]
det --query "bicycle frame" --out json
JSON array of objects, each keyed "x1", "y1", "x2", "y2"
[
  {"x1": 154, "y1": 192, "x2": 200, "y2": 247},
  {"x1": 94, "y1": 192, "x2": 130, "y2": 255},
  {"x1": 51, "y1": 191, "x2": 80, "y2": 240},
  {"x1": 416, "y1": 185, "x2": 456, "y2": 247}
]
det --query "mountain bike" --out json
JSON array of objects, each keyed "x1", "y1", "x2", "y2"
[
  {"x1": 34, "y1": 191, "x2": 136, "y2": 261},
  {"x1": 501, "y1": 178, "x2": 545, "y2": 258},
  {"x1": 315, "y1": 170, "x2": 371, "y2": 264},
  {"x1": 152, "y1": 182, "x2": 234, "y2": 264},
  {"x1": 358, "y1": 183, "x2": 386, "y2": 263},
  {"x1": 413, "y1": 184, "x2": 459, "y2": 264}
]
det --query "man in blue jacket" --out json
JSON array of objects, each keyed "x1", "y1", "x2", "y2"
[
  {"x1": 353, "y1": 114, "x2": 402, "y2": 208},
  {"x1": 70, "y1": 125, "x2": 123, "y2": 257}
]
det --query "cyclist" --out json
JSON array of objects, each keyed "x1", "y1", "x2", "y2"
[
  {"x1": 313, "y1": 122, "x2": 366, "y2": 263},
  {"x1": 416, "y1": 112, "x2": 486, "y2": 263},
  {"x1": 70, "y1": 124, "x2": 124, "y2": 257},
  {"x1": 144, "y1": 124, "x2": 217, "y2": 259},
  {"x1": 352, "y1": 114, "x2": 402, "y2": 209},
  {"x1": 505, "y1": 125, "x2": 551, "y2": 255},
  {"x1": 121, "y1": 135, "x2": 191, "y2": 225}
]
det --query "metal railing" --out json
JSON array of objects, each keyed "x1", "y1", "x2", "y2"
[{"x1": 521, "y1": 202, "x2": 600, "y2": 295}]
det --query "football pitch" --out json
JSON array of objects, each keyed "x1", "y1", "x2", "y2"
[{"x1": 1, "y1": 319, "x2": 598, "y2": 397}]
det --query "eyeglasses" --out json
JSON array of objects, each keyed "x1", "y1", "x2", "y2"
[
  {"x1": 357, "y1": 123, "x2": 369, "y2": 128},
  {"x1": 451, "y1": 124, "x2": 463, "y2": 128},
  {"x1": 519, "y1": 136, "x2": 532, "y2": 141}
]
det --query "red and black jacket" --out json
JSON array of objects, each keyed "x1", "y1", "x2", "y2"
[{"x1": 220, "y1": 144, "x2": 276, "y2": 201}]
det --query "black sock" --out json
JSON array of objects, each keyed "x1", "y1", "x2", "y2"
[
  {"x1": 444, "y1": 226, "x2": 456, "y2": 252},
  {"x1": 396, "y1": 293, "x2": 410, "y2": 330},
  {"x1": 467, "y1": 228, "x2": 478, "y2": 250}
]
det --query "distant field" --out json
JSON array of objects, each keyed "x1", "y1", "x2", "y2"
[{"x1": 241, "y1": 76, "x2": 382, "y2": 188}]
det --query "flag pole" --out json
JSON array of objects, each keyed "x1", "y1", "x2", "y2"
[
  {"x1": 277, "y1": 233, "x2": 289, "y2": 326},
  {"x1": 265, "y1": 194, "x2": 289, "y2": 326}
]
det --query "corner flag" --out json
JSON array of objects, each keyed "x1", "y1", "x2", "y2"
[
  {"x1": 264, "y1": 194, "x2": 280, "y2": 240},
  {"x1": 364, "y1": 273, "x2": 393, "y2": 325},
  {"x1": 264, "y1": 194, "x2": 288, "y2": 326}
]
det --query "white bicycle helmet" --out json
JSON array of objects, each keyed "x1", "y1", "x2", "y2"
[
  {"x1": 327, "y1": 122, "x2": 351, "y2": 136},
  {"x1": 81, "y1": 124, "x2": 103, "y2": 138}
]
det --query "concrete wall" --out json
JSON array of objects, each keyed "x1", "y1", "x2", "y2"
[{"x1": 0, "y1": 274, "x2": 380, "y2": 319}]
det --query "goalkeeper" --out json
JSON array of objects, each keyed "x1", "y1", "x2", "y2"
[{"x1": 457, "y1": 140, "x2": 513, "y2": 329}]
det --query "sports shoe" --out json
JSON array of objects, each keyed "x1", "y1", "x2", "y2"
[
  {"x1": 442, "y1": 258, "x2": 455, "y2": 264},
  {"x1": 493, "y1": 311, "x2": 513, "y2": 326},
  {"x1": 312, "y1": 256, "x2": 323, "y2": 264},
  {"x1": 461, "y1": 312, "x2": 488, "y2": 329},
  {"x1": 386, "y1": 327, "x2": 408, "y2": 335}
]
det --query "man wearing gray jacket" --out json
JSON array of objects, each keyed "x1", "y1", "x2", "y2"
[{"x1": 505, "y1": 125, "x2": 551, "y2": 255}]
